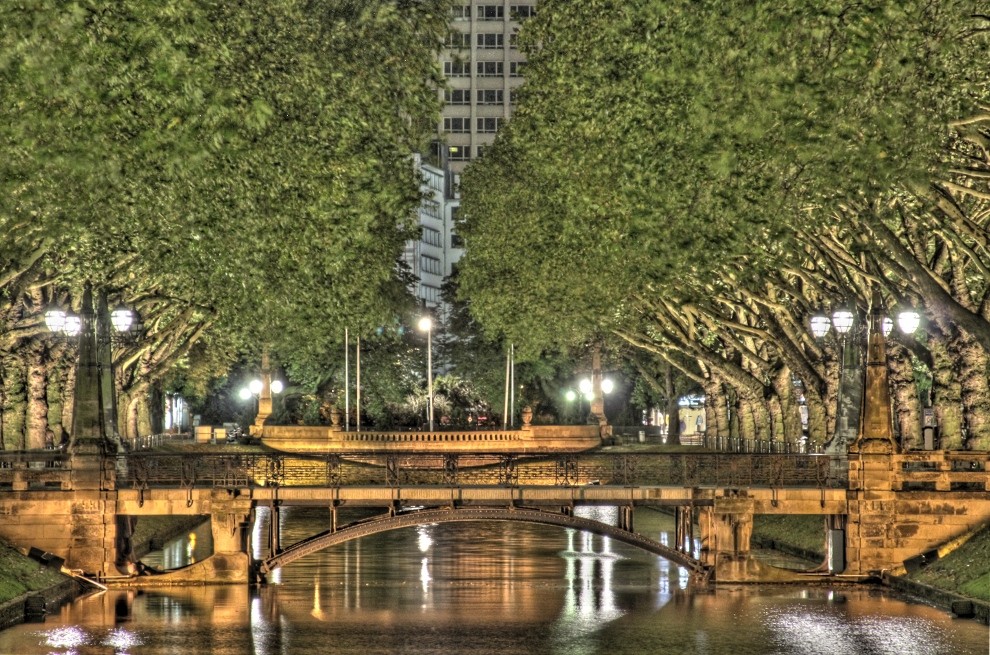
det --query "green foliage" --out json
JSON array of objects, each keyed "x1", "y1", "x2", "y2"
[
  {"x1": 0, "y1": 0, "x2": 453, "y2": 427},
  {"x1": 460, "y1": 0, "x2": 977, "y2": 354}
]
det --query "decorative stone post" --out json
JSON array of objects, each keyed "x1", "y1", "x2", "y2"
[
  {"x1": 251, "y1": 351, "x2": 274, "y2": 437},
  {"x1": 846, "y1": 295, "x2": 898, "y2": 575}
]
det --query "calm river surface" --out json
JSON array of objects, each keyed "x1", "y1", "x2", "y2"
[{"x1": 1, "y1": 506, "x2": 986, "y2": 655}]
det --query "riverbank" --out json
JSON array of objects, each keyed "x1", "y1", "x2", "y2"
[
  {"x1": 752, "y1": 514, "x2": 990, "y2": 624},
  {"x1": 0, "y1": 514, "x2": 209, "y2": 631},
  {"x1": 0, "y1": 540, "x2": 81, "y2": 631}
]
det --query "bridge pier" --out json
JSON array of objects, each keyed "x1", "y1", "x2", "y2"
[
  {"x1": 618, "y1": 506, "x2": 634, "y2": 532},
  {"x1": 268, "y1": 503, "x2": 282, "y2": 555}
]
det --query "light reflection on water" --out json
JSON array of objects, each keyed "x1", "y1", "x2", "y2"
[{"x1": 0, "y1": 506, "x2": 986, "y2": 654}]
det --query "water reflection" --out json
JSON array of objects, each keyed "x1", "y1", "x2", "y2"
[{"x1": 0, "y1": 507, "x2": 986, "y2": 654}]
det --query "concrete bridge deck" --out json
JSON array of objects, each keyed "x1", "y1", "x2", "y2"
[{"x1": 1, "y1": 448, "x2": 988, "y2": 586}]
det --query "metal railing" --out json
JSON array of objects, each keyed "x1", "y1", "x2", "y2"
[{"x1": 118, "y1": 451, "x2": 842, "y2": 490}]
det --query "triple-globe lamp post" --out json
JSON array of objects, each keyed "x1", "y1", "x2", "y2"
[{"x1": 810, "y1": 302, "x2": 921, "y2": 451}]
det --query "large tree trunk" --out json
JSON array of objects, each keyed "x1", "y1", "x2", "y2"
[
  {"x1": 25, "y1": 343, "x2": 49, "y2": 450},
  {"x1": 955, "y1": 334, "x2": 990, "y2": 450},
  {"x1": 888, "y1": 342, "x2": 921, "y2": 449},
  {"x1": 771, "y1": 367, "x2": 803, "y2": 447},
  {"x1": 929, "y1": 337, "x2": 964, "y2": 449},
  {"x1": 665, "y1": 366, "x2": 679, "y2": 443}
]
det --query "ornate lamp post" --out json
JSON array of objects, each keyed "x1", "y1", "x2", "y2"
[
  {"x1": 45, "y1": 286, "x2": 137, "y2": 456},
  {"x1": 240, "y1": 364, "x2": 284, "y2": 436},
  {"x1": 811, "y1": 298, "x2": 921, "y2": 453},
  {"x1": 418, "y1": 316, "x2": 434, "y2": 432}
]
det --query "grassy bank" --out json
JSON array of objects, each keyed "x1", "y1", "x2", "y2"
[
  {"x1": 0, "y1": 540, "x2": 66, "y2": 605},
  {"x1": 751, "y1": 513, "x2": 990, "y2": 606},
  {"x1": 751, "y1": 514, "x2": 826, "y2": 559},
  {"x1": 904, "y1": 524, "x2": 990, "y2": 602}
]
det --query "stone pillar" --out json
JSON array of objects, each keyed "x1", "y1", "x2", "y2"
[
  {"x1": 251, "y1": 351, "x2": 273, "y2": 437},
  {"x1": 208, "y1": 492, "x2": 254, "y2": 583},
  {"x1": 699, "y1": 496, "x2": 757, "y2": 581},
  {"x1": 845, "y1": 296, "x2": 899, "y2": 575}
]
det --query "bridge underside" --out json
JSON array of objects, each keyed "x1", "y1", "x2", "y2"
[{"x1": 258, "y1": 506, "x2": 710, "y2": 580}]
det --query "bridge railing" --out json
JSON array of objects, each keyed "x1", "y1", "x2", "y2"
[
  {"x1": 118, "y1": 451, "x2": 843, "y2": 490},
  {"x1": 894, "y1": 451, "x2": 990, "y2": 492},
  {"x1": 0, "y1": 451, "x2": 72, "y2": 490}
]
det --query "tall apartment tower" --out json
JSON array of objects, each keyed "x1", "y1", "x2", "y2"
[
  {"x1": 408, "y1": 2, "x2": 535, "y2": 313},
  {"x1": 440, "y1": 1, "x2": 536, "y2": 178}
]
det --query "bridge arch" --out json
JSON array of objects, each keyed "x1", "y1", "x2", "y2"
[{"x1": 258, "y1": 506, "x2": 710, "y2": 580}]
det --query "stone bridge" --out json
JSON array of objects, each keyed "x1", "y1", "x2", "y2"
[{"x1": 1, "y1": 447, "x2": 989, "y2": 586}]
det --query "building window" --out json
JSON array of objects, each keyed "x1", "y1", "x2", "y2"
[
  {"x1": 509, "y1": 88, "x2": 518, "y2": 105},
  {"x1": 443, "y1": 117, "x2": 471, "y2": 134},
  {"x1": 444, "y1": 60, "x2": 471, "y2": 77},
  {"x1": 445, "y1": 31, "x2": 471, "y2": 49},
  {"x1": 421, "y1": 255, "x2": 442, "y2": 276},
  {"x1": 510, "y1": 61, "x2": 526, "y2": 77},
  {"x1": 510, "y1": 5, "x2": 536, "y2": 20},
  {"x1": 509, "y1": 32, "x2": 519, "y2": 49},
  {"x1": 444, "y1": 89, "x2": 471, "y2": 105},
  {"x1": 477, "y1": 89, "x2": 503, "y2": 104},
  {"x1": 422, "y1": 227, "x2": 442, "y2": 247},
  {"x1": 420, "y1": 284, "x2": 442, "y2": 304},
  {"x1": 450, "y1": 5, "x2": 471, "y2": 20},
  {"x1": 477, "y1": 5, "x2": 504, "y2": 20},
  {"x1": 448, "y1": 147, "x2": 471, "y2": 161},
  {"x1": 477, "y1": 117, "x2": 502, "y2": 133},
  {"x1": 421, "y1": 200, "x2": 441, "y2": 220},
  {"x1": 452, "y1": 232, "x2": 465, "y2": 248},
  {"x1": 476, "y1": 33, "x2": 504, "y2": 49},
  {"x1": 477, "y1": 61, "x2": 504, "y2": 77}
]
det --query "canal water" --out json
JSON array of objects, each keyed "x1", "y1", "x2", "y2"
[{"x1": 0, "y1": 506, "x2": 986, "y2": 654}]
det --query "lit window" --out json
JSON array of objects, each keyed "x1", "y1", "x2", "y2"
[{"x1": 448, "y1": 147, "x2": 471, "y2": 161}]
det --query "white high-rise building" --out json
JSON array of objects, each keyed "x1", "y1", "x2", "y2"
[
  {"x1": 406, "y1": 2, "x2": 536, "y2": 315},
  {"x1": 439, "y1": 1, "x2": 537, "y2": 177},
  {"x1": 405, "y1": 159, "x2": 463, "y2": 313}
]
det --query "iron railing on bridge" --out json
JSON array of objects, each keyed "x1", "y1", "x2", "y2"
[{"x1": 117, "y1": 451, "x2": 842, "y2": 490}]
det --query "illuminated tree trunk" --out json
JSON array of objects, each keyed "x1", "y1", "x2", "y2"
[
  {"x1": 930, "y1": 338, "x2": 964, "y2": 449},
  {"x1": 25, "y1": 343, "x2": 49, "y2": 450},
  {"x1": 888, "y1": 343, "x2": 921, "y2": 449},
  {"x1": 957, "y1": 335, "x2": 990, "y2": 450}
]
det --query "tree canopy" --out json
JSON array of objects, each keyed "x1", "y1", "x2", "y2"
[
  {"x1": 458, "y1": 0, "x2": 990, "y2": 448},
  {"x1": 0, "y1": 0, "x2": 451, "y2": 444}
]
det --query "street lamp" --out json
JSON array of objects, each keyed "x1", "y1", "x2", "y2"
[
  {"x1": 566, "y1": 377, "x2": 612, "y2": 424},
  {"x1": 810, "y1": 300, "x2": 921, "y2": 452},
  {"x1": 418, "y1": 316, "x2": 434, "y2": 432},
  {"x1": 45, "y1": 287, "x2": 138, "y2": 453},
  {"x1": 240, "y1": 377, "x2": 284, "y2": 427}
]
